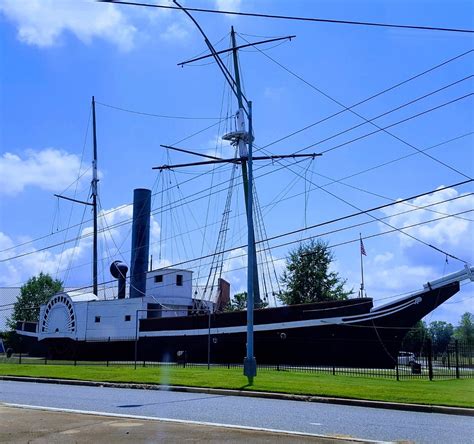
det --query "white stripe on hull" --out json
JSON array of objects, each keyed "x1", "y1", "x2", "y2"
[
  {"x1": 16, "y1": 295, "x2": 422, "y2": 341},
  {"x1": 140, "y1": 296, "x2": 421, "y2": 338}
]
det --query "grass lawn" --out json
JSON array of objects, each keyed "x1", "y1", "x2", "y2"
[{"x1": 0, "y1": 363, "x2": 473, "y2": 408}]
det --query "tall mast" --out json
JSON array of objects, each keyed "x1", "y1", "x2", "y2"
[
  {"x1": 54, "y1": 98, "x2": 99, "y2": 295},
  {"x1": 92, "y1": 96, "x2": 99, "y2": 296},
  {"x1": 230, "y1": 26, "x2": 261, "y2": 308}
]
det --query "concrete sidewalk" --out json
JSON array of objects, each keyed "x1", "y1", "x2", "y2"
[{"x1": 1, "y1": 375, "x2": 473, "y2": 417}]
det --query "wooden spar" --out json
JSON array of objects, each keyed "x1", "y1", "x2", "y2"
[
  {"x1": 160, "y1": 144, "x2": 222, "y2": 160},
  {"x1": 177, "y1": 35, "x2": 296, "y2": 67},
  {"x1": 54, "y1": 194, "x2": 94, "y2": 206},
  {"x1": 153, "y1": 153, "x2": 321, "y2": 170}
]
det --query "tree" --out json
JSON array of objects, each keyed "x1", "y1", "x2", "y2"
[
  {"x1": 429, "y1": 321, "x2": 454, "y2": 355},
  {"x1": 278, "y1": 239, "x2": 352, "y2": 305},
  {"x1": 454, "y1": 312, "x2": 474, "y2": 344},
  {"x1": 401, "y1": 320, "x2": 429, "y2": 352},
  {"x1": 7, "y1": 273, "x2": 63, "y2": 330},
  {"x1": 225, "y1": 292, "x2": 268, "y2": 311}
]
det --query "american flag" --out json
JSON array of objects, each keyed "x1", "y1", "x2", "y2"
[{"x1": 360, "y1": 238, "x2": 367, "y2": 256}]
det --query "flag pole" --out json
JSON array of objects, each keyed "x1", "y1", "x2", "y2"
[{"x1": 359, "y1": 233, "x2": 365, "y2": 298}]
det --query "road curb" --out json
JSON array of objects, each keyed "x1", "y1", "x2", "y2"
[{"x1": 1, "y1": 375, "x2": 472, "y2": 417}]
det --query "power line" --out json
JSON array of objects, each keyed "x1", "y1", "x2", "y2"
[
  {"x1": 98, "y1": 1, "x2": 474, "y2": 34},
  {"x1": 2, "y1": 179, "x2": 470, "y2": 265},
  {"x1": 257, "y1": 146, "x2": 471, "y2": 263},
  {"x1": 318, "y1": 94, "x2": 474, "y2": 156},
  {"x1": 3, "y1": 44, "x2": 471, "y2": 255},
  {"x1": 268, "y1": 75, "x2": 474, "y2": 157},
  {"x1": 1, "y1": 129, "x2": 472, "y2": 258},
  {"x1": 37, "y1": 191, "x2": 474, "y2": 290},
  {"x1": 2, "y1": 201, "x2": 471, "y2": 297},
  {"x1": 242, "y1": 34, "x2": 473, "y2": 180},
  {"x1": 260, "y1": 48, "x2": 474, "y2": 150}
]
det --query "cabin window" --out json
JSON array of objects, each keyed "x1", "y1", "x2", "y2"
[
  {"x1": 125, "y1": 315, "x2": 131, "y2": 322},
  {"x1": 155, "y1": 275, "x2": 163, "y2": 283},
  {"x1": 176, "y1": 274, "x2": 183, "y2": 286},
  {"x1": 95, "y1": 316, "x2": 101, "y2": 323}
]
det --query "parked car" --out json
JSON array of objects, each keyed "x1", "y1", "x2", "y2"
[{"x1": 398, "y1": 351, "x2": 416, "y2": 365}]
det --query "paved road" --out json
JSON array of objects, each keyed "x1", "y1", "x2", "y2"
[{"x1": 1, "y1": 381, "x2": 472, "y2": 443}]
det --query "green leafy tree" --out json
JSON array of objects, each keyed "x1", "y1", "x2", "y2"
[
  {"x1": 401, "y1": 320, "x2": 429, "y2": 352},
  {"x1": 279, "y1": 239, "x2": 352, "y2": 305},
  {"x1": 7, "y1": 273, "x2": 63, "y2": 330},
  {"x1": 454, "y1": 312, "x2": 474, "y2": 344},
  {"x1": 225, "y1": 292, "x2": 268, "y2": 311},
  {"x1": 429, "y1": 320, "x2": 454, "y2": 354}
]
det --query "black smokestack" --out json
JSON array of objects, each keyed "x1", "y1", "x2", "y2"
[
  {"x1": 130, "y1": 188, "x2": 151, "y2": 298},
  {"x1": 110, "y1": 260, "x2": 128, "y2": 299}
]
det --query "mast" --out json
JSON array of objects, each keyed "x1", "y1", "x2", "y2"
[
  {"x1": 245, "y1": 100, "x2": 257, "y2": 381},
  {"x1": 55, "y1": 97, "x2": 99, "y2": 296},
  {"x1": 230, "y1": 26, "x2": 261, "y2": 307},
  {"x1": 92, "y1": 96, "x2": 99, "y2": 296},
  {"x1": 161, "y1": 2, "x2": 313, "y2": 383}
]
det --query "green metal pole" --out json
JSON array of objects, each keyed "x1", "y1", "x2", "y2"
[
  {"x1": 244, "y1": 101, "x2": 257, "y2": 383},
  {"x1": 230, "y1": 27, "x2": 261, "y2": 308}
]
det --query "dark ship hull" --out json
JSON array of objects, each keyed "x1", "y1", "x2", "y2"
[{"x1": 17, "y1": 280, "x2": 460, "y2": 368}]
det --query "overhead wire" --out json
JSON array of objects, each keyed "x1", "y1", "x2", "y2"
[
  {"x1": 98, "y1": 1, "x2": 474, "y2": 34},
  {"x1": 239, "y1": 33, "x2": 473, "y2": 180},
  {"x1": 255, "y1": 147, "x2": 471, "y2": 263},
  {"x1": 3, "y1": 203, "x2": 470, "y2": 305},
  {"x1": 15, "y1": 206, "x2": 472, "y2": 305},
  {"x1": 3, "y1": 47, "x2": 472, "y2": 257},
  {"x1": 4, "y1": 182, "x2": 471, "y2": 289},
  {"x1": 96, "y1": 100, "x2": 223, "y2": 120},
  {"x1": 258, "y1": 48, "x2": 474, "y2": 150}
]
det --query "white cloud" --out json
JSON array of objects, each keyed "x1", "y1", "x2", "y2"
[
  {"x1": 365, "y1": 263, "x2": 435, "y2": 293},
  {"x1": 380, "y1": 187, "x2": 474, "y2": 257},
  {"x1": 160, "y1": 21, "x2": 191, "y2": 42},
  {"x1": 215, "y1": 0, "x2": 241, "y2": 12},
  {"x1": 0, "y1": 202, "x2": 163, "y2": 287},
  {"x1": 0, "y1": 0, "x2": 137, "y2": 51},
  {"x1": 373, "y1": 251, "x2": 394, "y2": 265},
  {"x1": 0, "y1": 148, "x2": 90, "y2": 195}
]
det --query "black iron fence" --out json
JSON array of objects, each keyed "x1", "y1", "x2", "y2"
[{"x1": 2, "y1": 338, "x2": 472, "y2": 380}]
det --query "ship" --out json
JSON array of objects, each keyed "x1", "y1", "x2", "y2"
[
  {"x1": 14, "y1": 185, "x2": 474, "y2": 368},
  {"x1": 14, "y1": 5, "x2": 474, "y2": 370}
]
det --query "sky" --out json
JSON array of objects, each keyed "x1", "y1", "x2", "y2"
[{"x1": 0, "y1": 0, "x2": 473, "y2": 326}]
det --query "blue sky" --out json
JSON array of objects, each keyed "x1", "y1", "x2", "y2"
[{"x1": 0, "y1": 0, "x2": 473, "y2": 325}]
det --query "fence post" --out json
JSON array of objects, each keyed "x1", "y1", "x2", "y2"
[
  {"x1": 332, "y1": 364, "x2": 335, "y2": 376},
  {"x1": 455, "y1": 339, "x2": 460, "y2": 379},
  {"x1": 396, "y1": 359, "x2": 399, "y2": 381},
  {"x1": 427, "y1": 338, "x2": 434, "y2": 381}
]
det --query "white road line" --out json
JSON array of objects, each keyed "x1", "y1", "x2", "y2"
[
  {"x1": 310, "y1": 422, "x2": 322, "y2": 426},
  {"x1": 3, "y1": 402, "x2": 393, "y2": 443}
]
